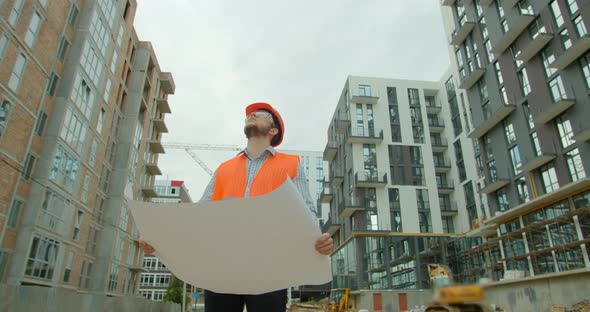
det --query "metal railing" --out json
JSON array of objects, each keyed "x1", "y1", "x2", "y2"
[{"x1": 355, "y1": 171, "x2": 388, "y2": 184}]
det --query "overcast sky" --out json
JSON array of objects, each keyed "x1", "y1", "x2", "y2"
[{"x1": 133, "y1": 0, "x2": 451, "y2": 200}]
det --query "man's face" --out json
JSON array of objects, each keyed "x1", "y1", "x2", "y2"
[{"x1": 244, "y1": 110, "x2": 276, "y2": 139}]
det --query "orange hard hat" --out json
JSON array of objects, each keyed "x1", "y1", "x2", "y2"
[{"x1": 245, "y1": 102, "x2": 284, "y2": 147}]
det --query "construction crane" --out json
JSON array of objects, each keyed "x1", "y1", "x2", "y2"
[{"x1": 161, "y1": 142, "x2": 242, "y2": 176}]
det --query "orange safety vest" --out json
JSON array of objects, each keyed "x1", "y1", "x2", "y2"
[{"x1": 212, "y1": 152, "x2": 300, "y2": 201}]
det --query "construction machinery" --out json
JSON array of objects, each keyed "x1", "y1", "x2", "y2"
[
  {"x1": 328, "y1": 288, "x2": 351, "y2": 312},
  {"x1": 161, "y1": 142, "x2": 241, "y2": 176},
  {"x1": 425, "y1": 264, "x2": 490, "y2": 312}
]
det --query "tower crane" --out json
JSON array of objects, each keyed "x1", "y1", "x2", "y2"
[{"x1": 161, "y1": 143, "x2": 242, "y2": 176}]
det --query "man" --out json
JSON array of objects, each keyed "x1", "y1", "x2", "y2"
[{"x1": 140, "y1": 102, "x2": 333, "y2": 312}]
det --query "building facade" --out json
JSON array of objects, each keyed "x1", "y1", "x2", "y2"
[
  {"x1": 0, "y1": 0, "x2": 174, "y2": 297},
  {"x1": 140, "y1": 180, "x2": 192, "y2": 301},
  {"x1": 438, "y1": 0, "x2": 590, "y2": 283},
  {"x1": 322, "y1": 75, "x2": 485, "y2": 290}
]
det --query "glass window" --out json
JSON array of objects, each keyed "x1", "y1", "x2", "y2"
[
  {"x1": 0, "y1": 34, "x2": 9, "y2": 63},
  {"x1": 60, "y1": 106, "x2": 88, "y2": 154},
  {"x1": 559, "y1": 28, "x2": 572, "y2": 50},
  {"x1": 550, "y1": 1, "x2": 564, "y2": 28},
  {"x1": 8, "y1": 0, "x2": 24, "y2": 26},
  {"x1": 548, "y1": 76, "x2": 567, "y2": 102},
  {"x1": 497, "y1": 188, "x2": 509, "y2": 212},
  {"x1": 416, "y1": 189, "x2": 430, "y2": 210},
  {"x1": 494, "y1": 62, "x2": 503, "y2": 85},
  {"x1": 516, "y1": 177, "x2": 530, "y2": 204},
  {"x1": 67, "y1": 4, "x2": 79, "y2": 26},
  {"x1": 49, "y1": 145, "x2": 80, "y2": 192},
  {"x1": 509, "y1": 146, "x2": 522, "y2": 174},
  {"x1": 7, "y1": 198, "x2": 23, "y2": 228},
  {"x1": 0, "y1": 100, "x2": 12, "y2": 139},
  {"x1": 25, "y1": 233, "x2": 60, "y2": 280},
  {"x1": 574, "y1": 16, "x2": 588, "y2": 37},
  {"x1": 566, "y1": 0, "x2": 579, "y2": 14},
  {"x1": 519, "y1": 68, "x2": 531, "y2": 96},
  {"x1": 566, "y1": 148, "x2": 586, "y2": 182},
  {"x1": 24, "y1": 11, "x2": 42, "y2": 48},
  {"x1": 359, "y1": 85, "x2": 372, "y2": 96},
  {"x1": 22, "y1": 153, "x2": 36, "y2": 180},
  {"x1": 47, "y1": 72, "x2": 59, "y2": 96},
  {"x1": 504, "y1": 121, "x2": 516, "y2": 145},
  {"x1": 541, "y1": 164, "x2": 559, "y2": 193},
  {"x1": 556, "y1": 117, "x2": 574, "y2": 148},
  {"x1": 542, "y1": 48, "x2": 557, "y2": 77},
  {"x1": 581, "y1": 53, "x2": 590, "y2": 89},
  {"x1": 531, "y1": 131, "x2": 542, "y2": 156},
  {"x1": 56, "y1": 37, "x2": 70, "y2": 61},
  {"x1": 80, "y1": 40, "x2": 103, "y2": 86},
  {"x1": 8, "y1": 52, "x2": 27, "y2": 91},
  {"x1": 63, "y1": 251, "x2": 74, "y2": 283},
  {"x1": 71, "y1": 72, "x2": 96, "y2": 120},
  {"x1": 90, "y1": 10, "x2": 109, "y2": 56}
]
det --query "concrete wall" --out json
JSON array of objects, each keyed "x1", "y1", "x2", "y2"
[
  {"x1": 484, "y1": 270, "x2": 590, "y2": 312},
  {"x1": 0, "y1": 285, "x2": 178, "y2": 312}
]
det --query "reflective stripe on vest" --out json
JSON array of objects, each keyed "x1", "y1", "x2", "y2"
[{"x1": 212, "y1": 152, "x2": 300, "y2": 201}]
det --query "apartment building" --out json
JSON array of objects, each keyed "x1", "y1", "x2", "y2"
[
  {"x1": 440, "y1": 0, "x2": 590, "y2": 283},
  {"x1": 140, "y1": 180, "x2": 192, "y2": 301},
  {"x1": 0, "y1": 0, "x2": 175, "y2": 297},
  {"x1": 322, "y1": 75, "x2": 483, "y2": 289}
]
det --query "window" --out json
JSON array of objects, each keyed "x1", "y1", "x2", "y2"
[
  {"x1": 80, "y1": 40, "x2": 103, "y2": 85},
  {"x1": 67, "y1": 4, "x2": 79, "y2": 26},
  {"x1": 556, "y1": 117, "x2": 574, "y2": 148},
  {"x1": 509, "y1": 146, "x2": 522, "y2": 174},
  {"x1": 25, "y1": 233, "x2": 60, "y2": 280},
  {"x1": 419, "y1": 212, "x2": 432, "y2": 233},
  {"x1": 504, "y1": 121, "x2": 516, "y2": 145},
  {"x1": 47, "y1": 72, "x2": 59, "y2": 96},
  {"x1": 516, "y1": 177, "x2": 530, "y2": 204},
  {"x1": 541, "y1": 164, "x2": 559, "y2": 193},
  {"x1": 8, "y1": 0, "x2": 24, "y2": 26},
  {"x1": 81, "y1": 174, "x2": 91, "y2": 203},
  {"x1": 531, "y1": 131, "x2": 542, "y2": 156},
  {"x1": 60, "y1": 106, "x2": 88, "y2": 154},
  {"x1": 389, "y1": 189, "x2": 402, "y2": 232},
  {"x1": 416, "y1": 189, "x2": 430, "y2": 210},
  {"x1": 35, "y1": 111, "x2": 48, "y2": 136},
  {"x1": 574, "y1": 16, "x2": 588, "y2": 37},
  {"x1": 494, "y1": 62, "x2": 503, "y2": 85},
  {"x1": 71, "y1": 72, "x2": 96, "y2": 120},
  {"x1": 56, "y1": 37, "x2": 70, "y2": 61},
  {"x1": 559, "y1": 28, "x2": 572, "y2": 50},
  {"x1": 7, "y1": 199, "x2": 24, "y2": 228},
  {"x1": 143, "y1": 257, "x2": 157, "y2": 270},
  {"x1": 22, "y1": 153, "x2": 36, "y2": 180},
  {"x1": 497, "y1": 188, "x2": 509, "y2": 212},
  {"x1": 72, "y1": 210, "x2": 83, "y2": 240},
  {"x1": 550, "y1": 1, "x2": 564, "y2": 28},
  {"x1": 24, "y1": 11, "x2": 42, "y2": 48},
  {"x1": 0, "y1": 100, "x2": 12, "y2": 139},
  {"x1": 566, "y1": 0, "x2": 579, "y2": 14},
  {"x1": 103, "y1": 79, "x2": 112, "y2": 103},
  {"x1": 96, "y1": 108, "x2": 105, "y2": 134},
  {"x1": 90, "y1": 10, "x2": 109, "y2": 56},
  {"x1": 549, "y1": 76, "x2": 567, "y2": 102},
  {"x1": 478, "y1": 80, "x2": 488, "y2": 102},
  {"x1": 98, "y1": 0, "x2": 118, "y2": 28},
  {"x1": 89, "y1": 138, "x2": 98, "y2": 167},
  {"x1": 114, "y1": 233, "x2": 124, "y2": 262},
  {"x1": 582, "y1": 53, "x2": 590, "y2": 89},
  {"x1": 358, "y1": 85, "x2": 372, "y2": 96},
  {"x1": 542, "y1": 48, "x2": 557, "y2": 77},
  {"x1": 0, "y1": 251, "x2": 8, "y2": 281},
  {"x1": 108, "y1": 265, "x2": 119, "y2": 292},
  {"x1": 566, "y1": 148, "x2": 586, "y2": 182},
  {"x1": 8, "y1": 52, "x2": 27, "y2": 91},
  {"x1": 79, "y1": 261, "x2": 93, "y2": 289},
  {"x1": 63, "y1": 251, "x2": 75, "y2": 283},
  {"x1": 442, "y1": 217, "x2": 454, "y2": 233},
  {"x1": 49, "y1": 145, "x2": 80, "y2": 192},
  {"x1": 0, "y1": 34, "x2": 9, "y2": 63},
  {"x1": 518, "y1": 68, "x2": 531, "y2": 96}
]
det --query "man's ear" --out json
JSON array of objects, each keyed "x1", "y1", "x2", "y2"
[{"x1": 268, "y1": 128, "x2": 279, "y2": 136}]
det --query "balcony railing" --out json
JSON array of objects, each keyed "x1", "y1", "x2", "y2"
[
  {"x1": 322, "y1": 218, "x2": 341, "y2": 235},
  {"x1": 550, "y1": 34, "x2": 590, "y2": 70},
  {"x1": 320, "y1": 186, "x2": 334, "y2": 203},
  {"x1": 340, "y1": 197, "x2": 366, "y2": 218},
  {"x1": 469, "y1": 103, "x2": 516, "y2": 139},
  {"x1": 458, "y1": 64, "x2": 486, "y2": 90},
  {"x1": 534, "y1": 84, "x2": 576, "y2": 124},
  {"x1": 440, "y1": 202, "x2": 459, "y2": 215},
  {"x1": 355, "y1": 171, "x2": 388, "y2": 187},
  {"x1": 516, "y1": 25, "x2": 554, "y2": 63},
  {"x1": 330, "y1": 168, "x2": 344, "y2": 186},
  {"x1": 323, "y1": 141, "x2": 338, "y2": 161},
  {"x1": 350, "y1": 88, "x2": 380, "y2": 104},
  {"x1": 449, "y1": 16, "x2": 476, "y2": 46},
  {"x1": 437, "y1": 179, "x2": 455, "y2": 194},
  {"x1": 345, "y1": 127, "x2": 384, "y2": 145},
  {"x1": 431, "y1": 137, "x2": 449, "y2": 152},
  {"x1": 425, "y1": 99, "x2": 442, "y2": 114},
  {"x1": 434, "y1": 158, "x2": 452, "y2": 172},
  {"x1": 428, "y1": 118, "x2": 445, "y2": 132}
]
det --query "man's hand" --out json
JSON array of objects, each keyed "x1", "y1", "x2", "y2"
[
  {"x1": 139, "y1": 238, "x2": 155, "y2": 254},
  {"x1": 315, "y1": 233, "x2": 334, "y2": 255}
]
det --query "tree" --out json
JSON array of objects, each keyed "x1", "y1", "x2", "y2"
[{"x1": 164, "y1": 276, "x2": 189, "y2": 307}]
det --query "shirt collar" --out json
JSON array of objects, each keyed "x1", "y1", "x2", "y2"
[{"x1": 238, "y1": 146, "x2": 277, "y2": 158}]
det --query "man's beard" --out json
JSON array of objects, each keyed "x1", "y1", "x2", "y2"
[{"x1": 244, "y1": 123, "x2": 272, "y2": 139}]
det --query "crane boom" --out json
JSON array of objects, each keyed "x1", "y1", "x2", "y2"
[
  {"x1": 184, "y1": 149, "x2": 213, "y2": 176},
  {"x1": 160, "y1": 142, "x2": 242, "y2": 176}
]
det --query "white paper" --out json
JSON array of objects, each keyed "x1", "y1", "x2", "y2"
[{"x1": 128, "y1": 179, "x2": 332, "y2": 295}]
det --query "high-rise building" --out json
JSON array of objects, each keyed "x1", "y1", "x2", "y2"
[
  {"x1": 0, "y1": 0, "x2": 174, "y2": 297},
  {"x1": 439, "y1": 0, "x2": 590, "y2": 283},
  {"x1": 140, "y1": 180, "x2": 192, "y2": 301},
  {"x1": 322, "y1": 75, "x2": 480, "y2": 290}
]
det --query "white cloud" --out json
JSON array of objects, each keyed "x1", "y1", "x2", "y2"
[{"x1": 134, "y1": 0, "x2": 450, "y2": 198}]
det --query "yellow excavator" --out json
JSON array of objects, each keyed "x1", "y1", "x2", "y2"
[
  {"x1": 425, "y1": 264, "x2": 491, "y2": 312},
  {"x1": 328, "y1": 288, "x2": 351, "y2": 312}
]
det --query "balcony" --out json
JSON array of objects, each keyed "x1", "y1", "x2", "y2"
[
  {"x1": 520, "y1": 154, "x2": 556, "y2": 172},
  {"x1": 431, "y1": 138, "x2": 449, "y2": 152},
  {"x1": 355, "y1": 171, "x2": 387, "y2": 188},
  {"x1": 502, "y1": 0, "x2": 519, "y2": 9},
  {"x1": 434, "y1": 159, "x2": 452, "y2": 173},
  {"x1": 320, "y1": 187, "x2": 334, "y2": 203},
  {"x1": 331, "y1": 169, "x2": 344, "y2": 186},
  {"x1": 345, "y1": 127, "x2": 383, "y2": 145},
  {"x1": 323, "y1": 142, "x2": 338, "y2": 161},
  {"x1": 468, "y1": 104, "x2": 516, "y2": 139},
  {"x1": 490, "y1": 12, "x2": 535, "y2": 57},
  {"x1": 480, "y1": 0, "x2": 494, "y2": 5},
  {"x1": 153, "y1": 118, "x2": 168, "y2": 133},
  {"x1": 156, "y1": 97, "x2": 171, "y2": 114},
  {"x1": 322, "y1": 218, "x2": 341, "y2": 236},
  {"x1": 480, "y1": 178, "x2": 510, "y2": 194},
  {"x1": 149, "y1": 140, "x2": 165, "y2": 154},
  {"x1": 449, "y1": 18, "x2": 476, "y2": 46},
  {"x1": 426, "y1": 100, "x2": 442, "y2": 114},
  {"x1": 145, "y1": 161, "x2": 162, "y2": 176},
  {"x1": 141, "y1": 185, "x2": 158, "y2": 198},
  {"x1": 440, "y1": 202, "x2": 458, "y2": 216},
  {"x1": 350, "y1": 89, "x2": 380, "y2": 105},
  {"x1": 550, "y1": 35, "x2": 590, "y2": 70},
  {"x1": 340, "y1": 198, "x2": 365, "y2": 218},
  {"x1": 458, "y1": 66, "x2": 486, "y2": 90},
  {"x1": 437, "y1": 180, "x2": 455, "y2": 194},
  {"x1": 573, "y1": 127, "x2": 590, "y2": 142},
  {"x1": 160, "y1": 72, "x2": 175, "y2": 94},
  {"x1": 534, "y1": 94, "x2": 576, "y2": 124},
  {"x1": 441, "y1": 0, "x2": 456, "y2": 6},
  {"x1": 516, "y1": 31, "x2": 554, "y2": 63},
  {"x1": 428, "y1": 118, "x2": 445, "y2": 133},
  {"x1": 335, "y1": 117, "x2": 351, "y2": 134}
]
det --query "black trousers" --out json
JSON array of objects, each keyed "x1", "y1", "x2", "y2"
[{"x1": 204, "y1": 289, "x2": 287, "y2": 312}]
